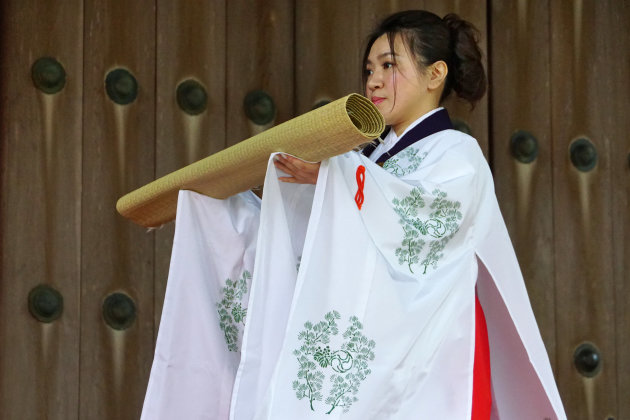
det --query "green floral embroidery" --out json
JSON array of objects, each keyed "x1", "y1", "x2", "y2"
[
  {"x1": 393, "y1": 188, "x2": 462, "y2": 274},
  {"x1": 217, "y1": 270, "x2": 251, "y2": 352},
  {"x1": 293, "y1": 311, "x2": 376, "y2": 414},
  {"x1": 382, "y1": 147, "x2": 427, "y2": 177}
]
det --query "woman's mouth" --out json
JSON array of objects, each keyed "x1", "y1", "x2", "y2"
[{"x1": 371, "y1": 96, "x2": 385, "y2": 105}]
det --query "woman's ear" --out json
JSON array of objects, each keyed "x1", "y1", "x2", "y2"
[{"x1": 428, "y1": 61, "x2": 448, "y2": 90}]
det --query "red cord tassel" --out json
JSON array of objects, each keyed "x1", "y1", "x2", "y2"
[{"x1": 355, "y1": 165, "x2": 366, "y2": 210}]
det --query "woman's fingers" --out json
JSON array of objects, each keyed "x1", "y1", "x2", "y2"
[
  {"x1": 273, "y1": 154, "x2": 298, "y2": 176},
  {"x1": 275, "y1": 154, "x2": 301, "y2": 172},
  {"x1": 274, "y1": 154, "x2": 297, "y2": 173},
  {"x1": 273, "y1": 154, "x2": 320, "y2": 184}
]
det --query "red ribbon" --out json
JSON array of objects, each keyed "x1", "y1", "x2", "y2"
[{"x1": 355, "y1": 165, "x2": 366, "y2": 210}]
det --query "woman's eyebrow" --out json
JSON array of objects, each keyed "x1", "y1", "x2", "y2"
[{"x1": 366, "y1": 52, "x2": 396, "y2": 64}]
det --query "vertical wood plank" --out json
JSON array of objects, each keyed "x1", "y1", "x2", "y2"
[
  {"x1": 609, "y1": 3, "x2": 630, "y2": 419},
  {"x1": 153, "y1": 0, "x2": 227, "y2": 342},
  {"x1": 551, "y1": 1, "x2": 617, "y2": 418},
  {"x1": 81, "y1": 0, "x2": 156, "y2": 418},
  {"x1": 295, "y1": 0, "x2": 362, "y2": 114},
  {"x1": 0, "y1": 1, "x2": 83, "y2": 419},
  {"x1": 489, "y1": 0, "x2": 556, "y2": 374},
  {"x1": 226, "y1": 0, "x2": 294, "y2": 145}
]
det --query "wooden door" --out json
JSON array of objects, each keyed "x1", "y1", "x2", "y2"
[
  {"x1": 492, "y1": 1, "x2": 630, "y2": 419},
  {"x1": 79, "y1": 1, "x2": 156, "y2": 418},
  {"x1": 549, "y1": 2, "x2": 628, "y2": 418},
  {"x1": 0, "y1": 1, "x2": 83, "y2": 418},
  {"x1": 490, "y1": 0, "x2": 557, "y2": 375},
  {"x1": 1, "y1": 1, "x2": 628, "y2": 419}
]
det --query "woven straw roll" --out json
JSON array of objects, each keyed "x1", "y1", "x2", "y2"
[{"x1": 116, "y1": 93, "x2": 384, "y2": 227}]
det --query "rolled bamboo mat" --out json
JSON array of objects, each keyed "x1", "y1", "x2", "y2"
[{"x1": 116, "y1": 93, "x2": 384, "y2": 227}]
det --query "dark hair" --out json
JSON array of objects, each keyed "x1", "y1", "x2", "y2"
[{"x1": 362, "y1": 10, "x2": 487, "y2": 107}]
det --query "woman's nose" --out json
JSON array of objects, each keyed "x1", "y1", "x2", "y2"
[{"x1": 367, "y1": 74, "x2": 383, "y2": 91}]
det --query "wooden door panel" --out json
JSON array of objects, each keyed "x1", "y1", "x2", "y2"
[
  {"x1": 489, "y1": 0, "x2": 556, "y2": 373},
  {"x1": 226, "y1": 0, "x2": 294, "y2": 144},
  {"x1": 611, "y1": 6, "x2": 630, "y2": 417},
  {"x1": 606, "y1": 5, "x2": 630, "y2": 418},
  {"x1": 551, "y1": 1, "x2": 617, "y2": 418},
  {"x1": 0, "y1": 1, "x2": 83, "y2": 418},
  {"x1": 80, "y1": 0, "x2": 156, "y2": 418},
  {"x1": 295, "y1": 0, "x2": 362, "y2": 113},
  {"x1": 153, "y1": 0, "x2": 227, "y2": 339}
]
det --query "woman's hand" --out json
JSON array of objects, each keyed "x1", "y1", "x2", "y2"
[{"x1": 273, "y1": 154, "x2": 321, "y2": 184}]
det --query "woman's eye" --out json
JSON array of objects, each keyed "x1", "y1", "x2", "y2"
[
  {"x1": 365, "y1": 69, "x2": 374, "y2": 76},
  {"x1": 383, "y1": 62, "x2": 394, "y2": 69}
]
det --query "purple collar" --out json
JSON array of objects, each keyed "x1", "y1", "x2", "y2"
[{"x1": 363, "y1": 108, "x2": 453, "y2": 164}]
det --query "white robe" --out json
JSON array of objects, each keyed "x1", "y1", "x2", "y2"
[{"x1": 142, "y1": 128, "x2": 566, "y2": 419}]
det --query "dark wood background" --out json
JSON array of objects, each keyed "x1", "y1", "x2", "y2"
[{"x1": 1, "y1": 1, "x2": 627, "y2": 419}]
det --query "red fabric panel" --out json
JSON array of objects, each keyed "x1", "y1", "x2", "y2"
[{"x1": 472, "y1": 294, "x2": 492, "y2": 420}]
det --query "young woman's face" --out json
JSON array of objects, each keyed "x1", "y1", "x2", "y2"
[{"x1": 365, "y1": 34, "x2": 434, "y2": 135}]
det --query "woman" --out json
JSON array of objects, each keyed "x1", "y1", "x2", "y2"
[{"x1": 264, "y1": 10, "x2": 565, "y2": 420}]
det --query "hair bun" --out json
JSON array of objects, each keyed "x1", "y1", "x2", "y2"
[{"x1": 442, "y1": 13, "x2": 487, "y2": 105}]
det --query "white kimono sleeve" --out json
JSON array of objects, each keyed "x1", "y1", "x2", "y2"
[{"x1": 141, "y1": 190, "x2": 260, "y2": 420}]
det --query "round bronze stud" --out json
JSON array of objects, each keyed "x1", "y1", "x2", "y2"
[
  {"x1": 510, "y1": 130, "x2": 539, "y2": 164},
  {"x1": 105, "y1": 68, "x2": 138, "y2": 105},
  {"x1": 103, "y1": 292, "x2": 136, "y2": 331},
  {"x1": 244, "y1": 90, "x2": 276, "y2": 125},
  {"x1": 570, "y1": 137, "x2": 597, "y2": 172},
  {"x1": 574, "y1": 342, "x2": 602, "y2": 378},
  {"x1": 28, "y1": 284, "x2": 63, "y2": 323},
  {"x1": 31, "y1": 57, "x2": 66, "y2": 94},
  {"x1": 176, "y1": 79, "x2": 208, "y2": 115}
]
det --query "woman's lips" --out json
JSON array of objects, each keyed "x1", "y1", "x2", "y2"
[{"x1": 371, "y1": 96, "x2": 385, "y2": 105}]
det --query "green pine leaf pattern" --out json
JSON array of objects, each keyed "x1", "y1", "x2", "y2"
[
  {"x1": 384, "y1": 145, "x2": 464, "y2": 274},
  {"x1": 382, "y1": 147, "x2": 427, "y2": 177},
  {"x1": 216, "y1": 270, "x2": 251, "y2": 352},
  {"x1": 393, "y1": 187, "x2": 462, "y2": 274},
  {"x1": 293, "y1": 311, "x2": 375, "y2": 414}
]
